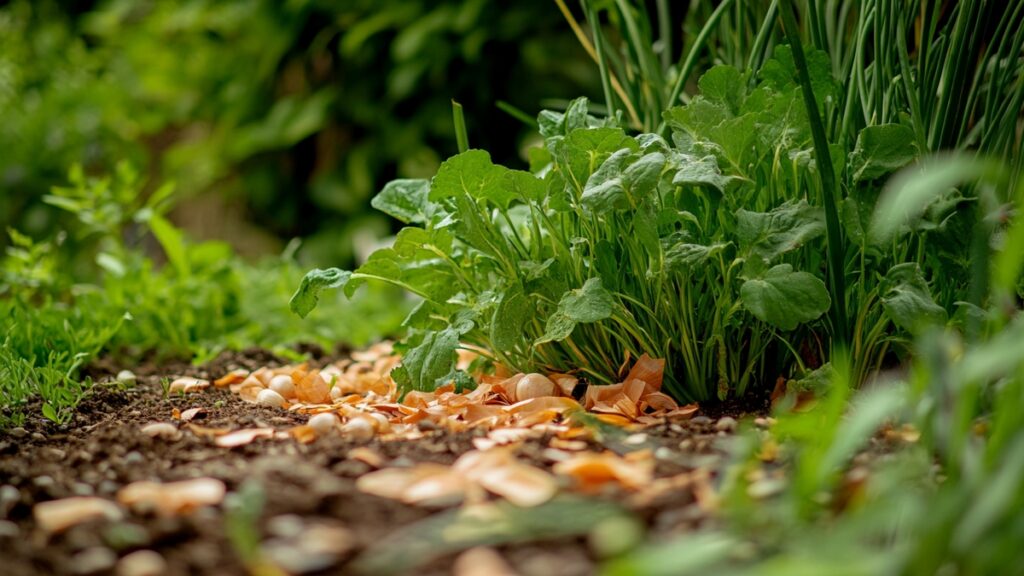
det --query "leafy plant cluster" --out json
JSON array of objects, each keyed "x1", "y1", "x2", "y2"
[
  {"x1": 293, "y1": 58, "x2": 935, "y2": 403},
  {"x1": 295, "y1": 0, "x2": 1022, "y2": 404},
  {"x1": 606, "y1": 157, "x2": 1024, "y2": 576}
]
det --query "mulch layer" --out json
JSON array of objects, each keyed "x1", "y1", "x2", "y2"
[{"x1": 0, "y1": 349, "x2": 767, "y2": 576}]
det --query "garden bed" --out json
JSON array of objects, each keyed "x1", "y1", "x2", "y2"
[{"x1": 0, "y1": 349, "x2": 767, "y2": 576}]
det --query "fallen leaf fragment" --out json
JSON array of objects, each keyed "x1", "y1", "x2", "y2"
[
  {"x1": 168, "y1": 377, "x2": 209, "y2": 394},
  {"x1": 34, "y1": 497, "x2": 123, "y2": 534},
  {"x1": 470, "y1": 461, "x2": 558, "y2": 507},
  {"x1": 185, "y1": 423, "x2": 231, "y2": 438},
  {"x1": 117, "y1": 478, "x2": 226, "y2": 516},
  {"x1": 453, "y1": 547, "x2": 520, "y2": 576},
  {"x1": 348, "y1": 447, "x2": 385, "y2": 468},
  {"x1": 179, "y1": 408, "x2": 205, "y2": 422},
  {"x1": 356, "y1": 464, "x2": 466, "y2": 506},
  {"x1": 214, "y1": 428, "x2": 275, "y2": 447},
  {"x1": 553, "y1": 451, "x2": 654, "y2": 492},
  {"x1": 140, "y1": 422, "x2": 180, "y2": 440},
  {"x1": 213, "y1": 369, "x2": 248, "y2": 387},
  {"x1": 295, "y1": 370, "x2": 332, "y2": 404}
]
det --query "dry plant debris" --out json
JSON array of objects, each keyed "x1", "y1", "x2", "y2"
[{"x1": 156, "y1": 343, "x2": 700, "y2": 507}]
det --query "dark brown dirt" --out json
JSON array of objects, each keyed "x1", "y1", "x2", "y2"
[{"x1": 0, "y1": 349, "x2": 758, "y2": 576}]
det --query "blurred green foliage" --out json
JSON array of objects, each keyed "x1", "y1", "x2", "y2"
[
  {"x1": 1, "y1": 163, "x2": 410, "y2": 427},
  {"x1": 0, "y1": 0, "x2": 598, "y2": 265}
]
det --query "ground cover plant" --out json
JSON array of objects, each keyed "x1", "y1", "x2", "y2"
[{"x1": 2, "y1": 0, "x2": 1024, "y2": 574}]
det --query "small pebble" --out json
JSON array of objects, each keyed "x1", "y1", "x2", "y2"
[
  {"x1": 690, "y1": 416, "x2": 712, "y2": 426},
  {"x1": 715, "y1": 416, "x2": 738, "y2": 432},
  {"x1": 71, "y1": 547, "x2": 117, "y2": 574},
  {"x1": 267, "y1": 514, "x2": 305, "y2": 539},
  {"x1": 124, "y1": 451, "x2": 145, "y2": 465},
  {"x1": 341, "y1": 418, "x2": 374, "y2": 442},
  {"x1": 0, "y1": 519, "x2": 19, "y2": 538},
  {"x1": 102, "y1": 522, "x2": 151, "y2": 551},
  {"x1": 31, "y1": 432, "x2": 46, "y2": 442},
  {"x1": 1, "y1": 485, "x2": 21, "y2": 518},
  {"x1": 308, "y1": 413, "x2": 339, "y2": 437},
  {"x1": 116, "y1": 549, "x2": 166, "y2": 576},
  {"x1": 33, "y1": 475, "x2": 55, "y2": 489},
  {"x1": 98, "y1": 480, "x2": 120, "y2": 496},
  {"x1": 269, "y1": 375, "x2": 295, "y2": 398},
  {"x1": 677, "y1": 439, "x2": 694, "y2": 451},
  {"x1": 257, "y1": 389, "x2": 287, "y2": 408},
  {"x1": 72, "y1": 483, "x2": 94, "y2": 496},
  {"x1": 43, "y1": 447, "x2": 67, "y2": 461},
  {"x1": 140, "y1": 423, "x2": 180, "y2": 440},
  {"x1": 116, "y1": 370, "x2": 137, "y2": 383},
  {"x1": 9, "y1": 427, "x2": 27, "y2": 438}
]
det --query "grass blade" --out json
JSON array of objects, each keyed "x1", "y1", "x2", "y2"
[{"x1": 778, "y1": 0, "x2": 848, "y2": 347}]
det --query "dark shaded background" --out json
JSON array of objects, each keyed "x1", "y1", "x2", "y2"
[{"x1": 0, "y1": 0, "x2": 600, "y2": 266}]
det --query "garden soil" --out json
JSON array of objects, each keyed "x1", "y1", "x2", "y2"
[{"x1": 0, "y1": 349, "x2": 766, "y2": 576}]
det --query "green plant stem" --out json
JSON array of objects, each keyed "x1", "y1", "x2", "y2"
[
  {"x1": 584, "y1": 1, "x2": 619, "y2": 124},
  {"x1": 778, "y1": 0, "x2": 849, "y2": 349},
  {"x1": 657, "y1": 0, "x2": 738, "y2": 137},
  {"x1": 452, "y1": 100, "x2": 469, "y2": 153}
]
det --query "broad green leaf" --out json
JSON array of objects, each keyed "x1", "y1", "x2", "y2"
[
  {"x1": 622, "y1": 151, "x2": 665, "y2": 200},
  {"x1": 536, "y1": 278, "x2": 615, "y2": 345},
  {"x1": 879, "y1": 263, "x2": 946, "y2": 332},
  {"x1": 850, "y1": 124, "x2": 919, "y2": 182},
  {"x1": 582, "y1": 149, "x2": 634, "y2": 212},
  {"x1": 670, "y1": 154, "x2": 734, "y2": 193},
  {"x1": 491, "y1": 286, "x2": 533, "y2": 354},
  {"x1": 556, "y1": 127, "x2": 637, "y2": 194},
  {"x1": 697, "y1": 65, "x2": 747, "y2": 115},
  {"x1": 786, "y1": 363, "x2": 834, "y2": 395},
  {"x1": 390, "y1": 327, "x2": 460, "y2": 392},
  {"x1": 664, "y1": 241, "x2": 729, "y2": 273},
  {"x1": 392, "y1": 227, "x2": 452, "y2": 258},
  {"x1": 737, "y1": 200, "x2": 825, "y2": 262},
  {"x1": 740, "y1": 264, "x2": 830, "y2": 330},
  {"x1": 430, "y1": 150, "x2": 512, "y2": 208},
  {"x1": 371, "y1": 179, "x2": 431, "y2": 224},
  {"x1": 289, "y1": 268, "x2": 352, "y2": 318},
  {"x1": 563, "y1": 97, "x2": 591, "y2": 133},
  {"x1": 870, "y1": 155, "x2": 1003, "y2": 245},
  {"x1": 504, "y1": 170, "x2": 546, "y2": 203},
  {"x1": 759, "y1": 45, "x2": 836, "y2": 112},
  {"x1": 347, "y1": 233, "x2": 458, "y2": 303}
]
